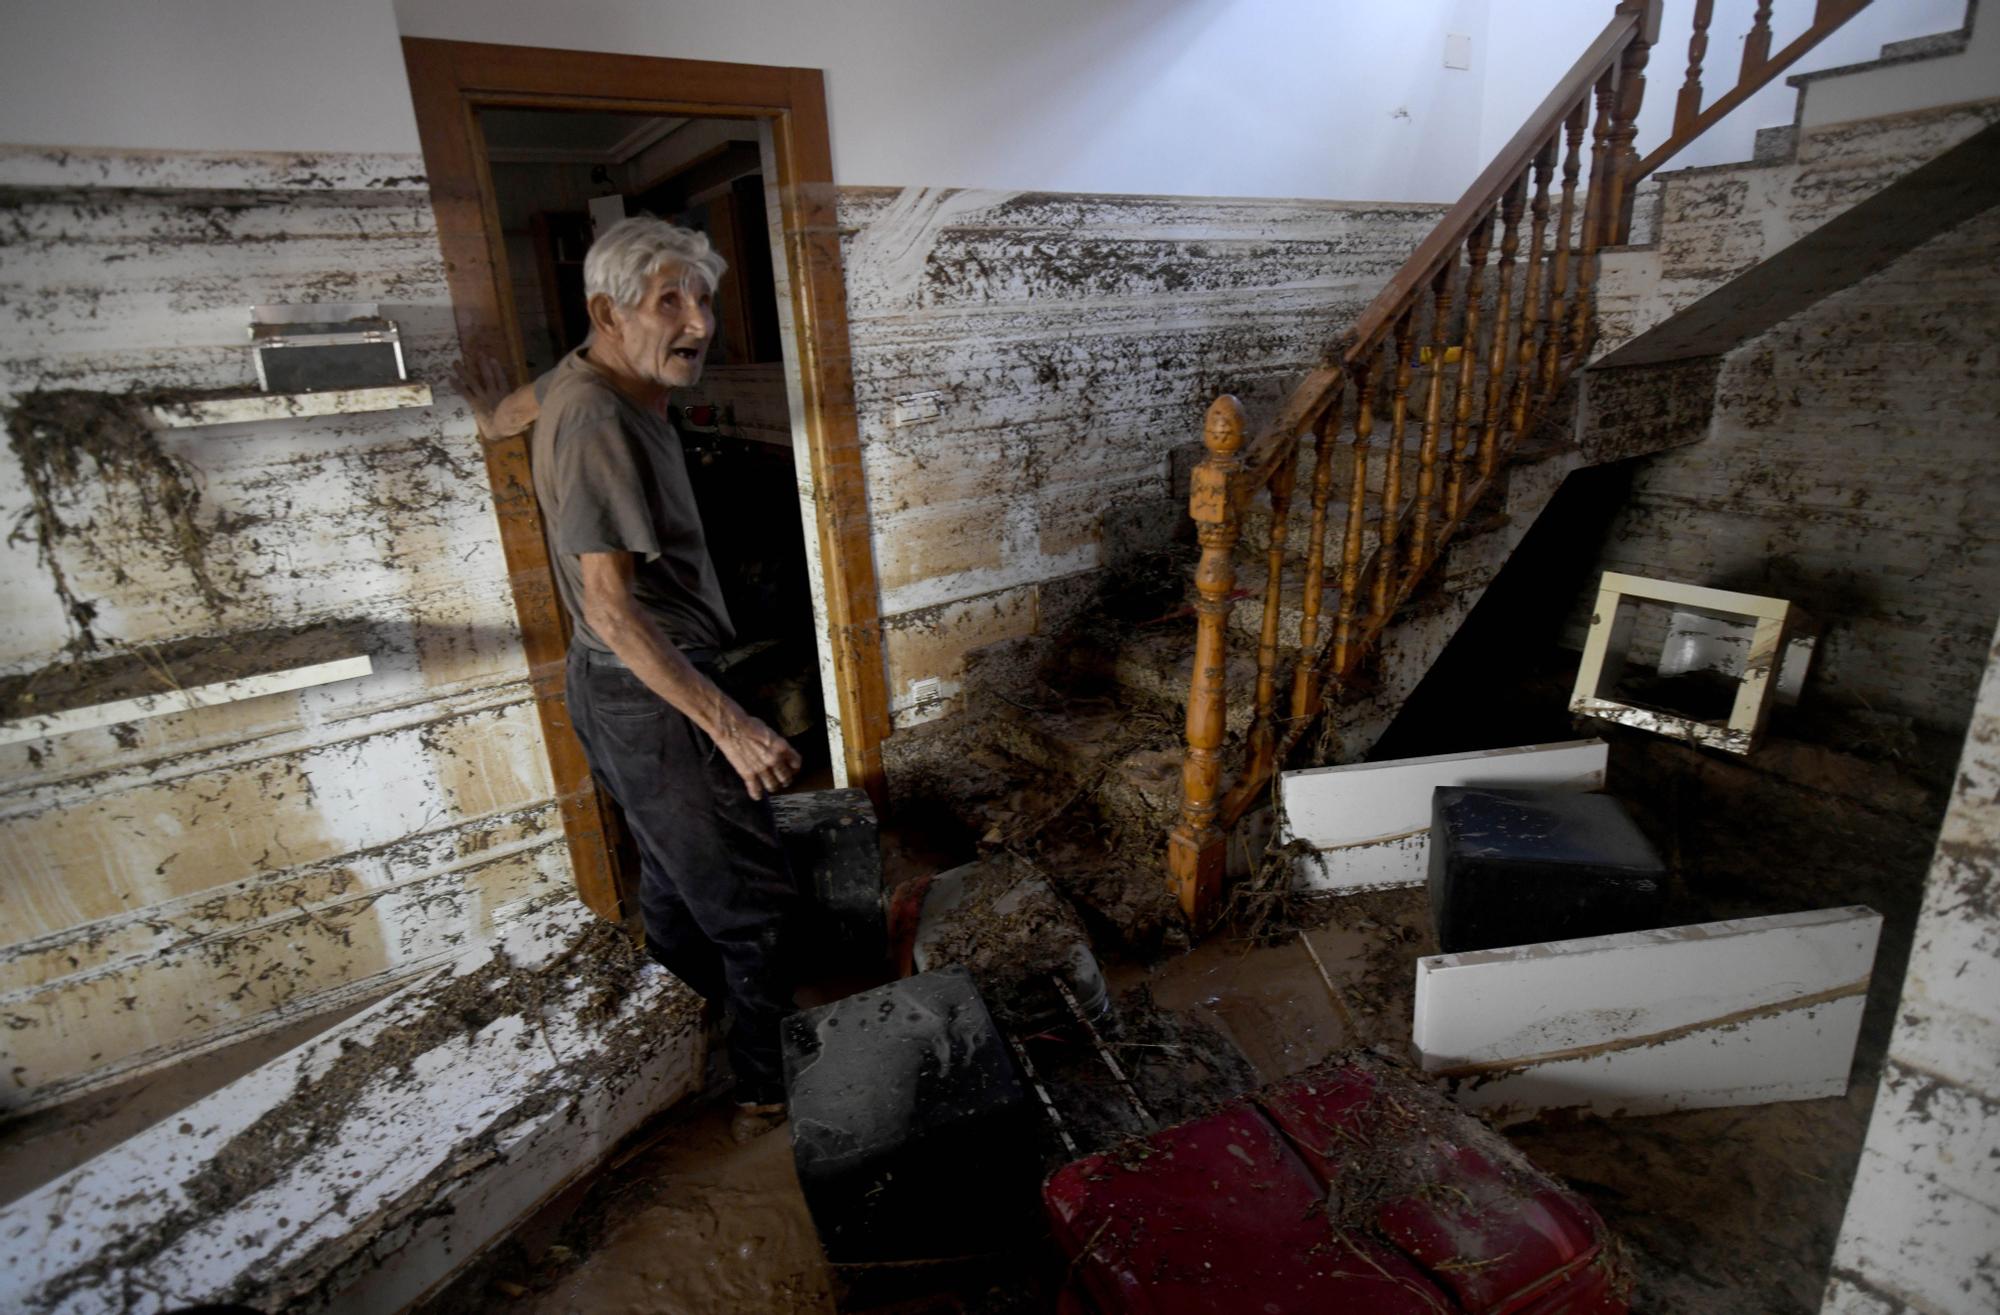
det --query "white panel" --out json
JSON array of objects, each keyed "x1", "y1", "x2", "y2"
[
  {"x1": 1281, "y1": 740, "x2": 1607, "y2": 893},
  {"x1": 0, "y1": 904, "x2": 705, "y2": 1314},
  {"x1": 1825, "y1": 615, "x2": 2000, "y2": 1315},
  {"x1": 1415, "y1": 906, "x2": 1881, "y2": 1122}
]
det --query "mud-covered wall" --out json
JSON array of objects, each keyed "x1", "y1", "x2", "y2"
[
  {"x1": 1573, "y1": 201, "x2": 2000, "y2": 730},
  {"x1": 840, "y1": 187, "x2": 1445, "y2": 730},
  {"x1": 0, "y1": 148, "x2": 568, "y2": 1111},
  {"x1": 1822, "y1": 618, "x2": 2000, "y2": 1315},
  {"x1": 0, "y1": 158, "x2": 1445, "y2": 1106}
]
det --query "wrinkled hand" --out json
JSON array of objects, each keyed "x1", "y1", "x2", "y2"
[
  {"x1": 714, "y1": 709, "x2": 803, "y2": 801},
  {"x1": 450, "y1": 355, "x2": 518, "y2": 441}
]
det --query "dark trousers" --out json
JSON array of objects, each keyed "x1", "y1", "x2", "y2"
[{"x1": 565, "y1": 644, "x2": 798, "y2": 1103}]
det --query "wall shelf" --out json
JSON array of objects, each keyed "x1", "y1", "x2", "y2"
[
  {"x1": 149, "y1": 383, "x2": 432, "y2": 429},
  {"x1": 0, "y1": 654, "x2": 373, "y2": 746}
]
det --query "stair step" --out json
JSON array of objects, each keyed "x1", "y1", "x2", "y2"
[
  {"x1": 986, "y1": 703, "x2": 1154, "y2": 790},
  {"x1": 1109, "y1": 625, "x2": 1262, "y2": 736}
]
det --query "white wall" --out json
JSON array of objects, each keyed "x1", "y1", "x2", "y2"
[
  {"x1": 0, "y1": 0, "x2": 420, "y2": 154},
  {"x1": 392, "y1": 0, "x2": 1501, "y2": 202},
  {"x1": 0, "y1": 2, "x2": 1972, "y2": 200}
]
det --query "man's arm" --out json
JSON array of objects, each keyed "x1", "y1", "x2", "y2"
[
  {"x1": 578, "y1": 551, "x2": 801, "y2": 800},
  {"x1": 451, "y1": 356, "x2": 540, "y2": 440}
]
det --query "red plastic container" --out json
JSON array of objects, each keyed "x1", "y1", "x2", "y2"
[{"x1": 1044, "y1": 1060, "x2": 1627, "y2": 1315}]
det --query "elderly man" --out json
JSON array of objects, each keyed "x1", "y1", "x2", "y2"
[{"x1": 461, "y1": 217, "x2": 800, "y2": 1141}]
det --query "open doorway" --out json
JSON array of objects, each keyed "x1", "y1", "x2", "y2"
[
  {"x1": 403, "y1": 42, "x2": 889, "y2": 921},
  {"x1": 481, "y1": 107, "x2": 832, "y2": 790}
]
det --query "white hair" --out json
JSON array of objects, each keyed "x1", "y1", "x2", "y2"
[{"x1": 583, "y1": 216, "x2": 727, "y2": 309}]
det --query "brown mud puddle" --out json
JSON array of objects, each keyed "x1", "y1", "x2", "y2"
[
  {"x1": 512, "y1": 1103, "x2": 834, "y2": 1315},
  {"x1": 1123, "y1": 885, "x2": 1432, "y2": 1081}
]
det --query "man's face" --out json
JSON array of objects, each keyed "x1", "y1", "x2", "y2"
[{"x1": 602, "y1": 262, "x2": 715, "y2": 389}]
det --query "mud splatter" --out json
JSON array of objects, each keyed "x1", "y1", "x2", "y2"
[{"x1": 5, "y1": 388, "x2": 230, "y2": 653}]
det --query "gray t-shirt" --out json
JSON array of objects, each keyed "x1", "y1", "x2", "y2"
[{"x1": 530, "y1": 349, "x2": 734, "y2": 657}]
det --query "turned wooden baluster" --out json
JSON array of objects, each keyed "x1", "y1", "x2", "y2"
[
  {"x1": 1604, "y1": 4, "x2": 1657, "y2": 246},
  {"x1": 1406, "y1": 265, "x2": 1456, "y2": 585},
  {"x1": 1372, "y1": 314, "x2": 1416, "y2": 620},
  {"x1": 1676, "y1": 0, "x2": 1715, "y2": 136},
  {"x1": 1289, "y1": 395, "x2": 1344, "y2": 722},
  {"x1": 1540, "y1": 98, "x2": 1588, "y2": 397},
  {"x1": 1168, "y1": 395, "x2": 1245, "y2": 923},
  {"x1": 1510, "y1": 139, "x2": 1558, "y2": 456},
  {"x1": 1331, "y1": 366, "x2": 1375, "y2": 680},
  {"x1": 1445, "y1": 212, "x2": 1494, "y2": 524},
  {"x1": 1742, "y1": 1, "x2": 1775, "y2": 77},
  {"x1": 1480, "y1": 171, "x2": 1528, "y2": 482},
  {"x1": 1246, "y1": 448, "x2": 1299, "y2": 785},
  {"x1": 1568, "y1": 70, "x2": 1619, "y2": 361}
]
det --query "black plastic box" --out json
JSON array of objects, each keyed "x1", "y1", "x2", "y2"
[
  {"x1": 782, "y1": 966, "x2": 1037, "y2": 1263},
  {"x1": 1428, "y1": 786, "x2": 1668, "y2": 954}
]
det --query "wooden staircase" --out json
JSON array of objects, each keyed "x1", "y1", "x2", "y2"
[{"x1": 1163, "y1": 0, "x2": 1905, "y2": 923}]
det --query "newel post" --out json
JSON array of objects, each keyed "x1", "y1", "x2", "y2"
[
  {"x1": 1607, "y1": 0, "x2": 1663, "y2": 244},
  {"x1": 1168, "y1": 395, "x2": 1246, "y2": 925}
]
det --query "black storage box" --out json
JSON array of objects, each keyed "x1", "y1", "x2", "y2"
[
  {"x1": 1428, "y1": 786, "x2": 1668, "y2": 954},
  {"x1": 782, "y1": 966, "x2": 1037, "y2": 1263},
  {"x1": 770, "y1": 786, "x2": 885, "y2": 972}
]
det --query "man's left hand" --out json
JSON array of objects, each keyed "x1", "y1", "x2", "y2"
[{"x1": 713, "y1": 709, "x2": 803, "y2": 801}]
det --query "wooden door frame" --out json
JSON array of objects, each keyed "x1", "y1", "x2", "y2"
[{"x1": 402, "y1": 38, "x2": 889, "y2": 921}]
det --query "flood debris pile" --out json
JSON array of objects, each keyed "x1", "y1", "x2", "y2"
[
  {"x1": 0, "y1": 905, "x2": 705, "y2": 1315},
  {"x1": 910, "y1": 853, "x2": 1109, "y2": 1027}
]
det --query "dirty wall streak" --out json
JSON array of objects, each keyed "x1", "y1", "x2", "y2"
[
  {"x1": 1573, "y1": 202, "x2": 2000, "y2": 729},
  {"x1": 0, "y1": 148, "x2": 565, "y2": 1111},
  {"x1": 1823, "y1": 618, "x2": 2000, "y2": 1315},
  {"x1": 838, "y1": 187, "x2": 1445, "y2": 730}
]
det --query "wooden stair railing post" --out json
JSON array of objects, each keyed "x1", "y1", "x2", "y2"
[
  {"x1": 1169, "y1": 395, "x2": 1247, "y2": 924},
  {"x1": 1606, "y1": 1, "x2": 1661, "y2": 245},
  {"x1": 1676, "y1": 0, "x2": 1716, "y2": 136},
  {"x1": 1373, "y1": 316, "x2": 1415, "y2": 621},
  {"x1": 1743, "y1": 1, "x2": 1776, "y2": 78},
  {"x1": 1330, "y1": 365, "x2": 1375, "y2": 684},
  {"x1": 1408, "y1": 265, "x2": 1456, "y2": 586},
  {"x1": 1481, "y1": 171, "x2": 1528, "y2": 482},
  {"x1": 1446, "y1": 211, "x2": 1495, "y2": 524},
  {"x1": 1569, "y1": 70, "x2": 1619, "y2": 361},
  {"x1": 1247, "y1": 445, "x2": 1299, "y2": 785},
  {"x1": 1541, "y1": 98, "x2": 1588, "y2": 397},
  {"x1": 1289, "y1": 396, "x2": 1343, "y2": 723},
  {"x1": 1510, "y1": 138, "x2": 1558, "y2": 454}
]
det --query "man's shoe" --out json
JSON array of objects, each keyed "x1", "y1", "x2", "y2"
[{"x1": 730, "y1": 1100, "x2": 787, "y2": 1144}]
